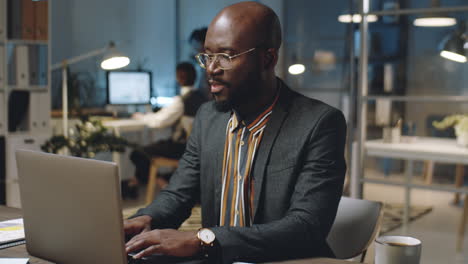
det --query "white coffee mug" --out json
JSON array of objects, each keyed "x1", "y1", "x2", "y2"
[{"x1": 375, "y1": 236, "x2": 422, "y2": 264}]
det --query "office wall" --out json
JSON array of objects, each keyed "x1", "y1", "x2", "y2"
[
  {"x1": 51, "y1": 0, "x2": 177, "y2": 108},
  {"x1": 177, "y1": 0, "x2": 284, "y2": 62},
  {"x1": 129, "y1": 0, "x2": 177, "y2": 97},
  {"x1": 404, "y1": 0, "x2": 468, "y2": 136},
  {"x1": 50, "y1": 0, "x2": 72, "y2": 65},
  {"x1": 51, "y1": 0, "x2": 285, "y2": 108},
  {"x1": 51, "y1": 0, "x2": 467, "y2": 124},
  {"x1": 283, "y1": 0, "x2": 348, "y2": 111},
  {"x1": 176, "y1": 0, "x2": 285, "y2": 94}
]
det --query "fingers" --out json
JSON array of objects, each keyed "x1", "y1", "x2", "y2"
[
  {"x1": 125, "y1": 230, "x2": 161, "y2": 257},
  {"x1": 126, "y1": 237, "x2": 150, "y2": 254},
  {"x1": 123, "y1": 216, "x2": 151, "y2": 235},
  {"x1": 133, "y1": 244, "x2": 163, "y2": 259},
  {"x1": 143, "y1": 225, "x2": 151, "y2": 233},
  {"x1": 123, "y1": 220, "x2": 132, "y2": 233},
  {"x1": 125, "y1": 229, "x2": 200, "y2": 259},
  {"x1": 123, "y1": 220, "x2": 140, "y2": 235}
]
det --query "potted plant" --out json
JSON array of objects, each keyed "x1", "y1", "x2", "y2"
[
  {"x1": 433, "y1": 114, "x2": 468, "y2": 147},
  {"x1": 41, "y1": 116, "x2": 136, "y2": 158}
]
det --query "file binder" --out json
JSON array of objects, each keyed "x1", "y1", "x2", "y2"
[
  {"x1": 29, "y1": 91, "x2": 50, "y2": 133},
  {"x1": 39, "y1": 92, "x2": 50, "y2": 132},
  {"x1": 7, "y1": 0, "x2": 22, "y2": 39},
  {"x1": 0, "y1": 46, "x2": 4, "y2": 88},
  {"x1": 29, "y1": 92, "x2": 50, "y2": 133},
  {"x1": 34, "y1": 0, "x2": 48, "y2": 40},
  {"x1": 21, "y1": 0, "x2": 35, "y2": 40},
  {"x1": 37, "y1": 45, "x2": 47, "y2": 85},
  {"x1": 28, "y1": 45, "x2": 38, "y2": 85},
  {"x1": 0, "y1": 239, "x2": 25, "y2": 249},
  {"x1": 8, "y1": 90, "x2": 30, "y2": 132},
  {"x1": 0, "y1": 0, "x2": 5, "y2": 40},
  {"x1": 15, "y1": 45, "x2": 29, "y2": 87},
  {"x1": 0, "y1": 218, "x2": 25, "y2": 248},
  {"x1": 0, "y1": 136, "x2": 4, "y2": 204},
  {"x1": 7, "y1": 45, "x2": 15, "y2": 85},
  {"x1": 0, "y1": 93, "x2": 4, "y2": 135}
]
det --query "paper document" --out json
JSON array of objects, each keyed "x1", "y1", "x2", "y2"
[
  {"x1": 0, "y1": 258, "x2": 29, "y2": 264},
  {"x1": 0, "y1": 218, "x2": 25, "y2": 244}
]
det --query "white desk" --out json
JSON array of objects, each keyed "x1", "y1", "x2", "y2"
[
  {"x1": 51, "y1": 118, "x2": 171, "y2": 181},
  {"x1": 102, "y1": 119, "x2": 147, "y2": 135},
  {"x1": 364, "y1": 136, "x2": 468, "y2": 235},
  {"x1": 366, "y1": 137, "x2": 468, "y2": 165},
  {"x1": 102, "y1": 119, "x2": 171, "y2": 180},
  {"x1": 102, "y1": 119, "x2": 147, "y2": 181}
]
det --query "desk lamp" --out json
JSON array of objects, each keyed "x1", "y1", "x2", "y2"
[
  {"x1": 51, "y1": 41, "x2": 130, "y2": 138},
  {"x1": 439, "y1": 21, "x2": 467, "y2": 63}
]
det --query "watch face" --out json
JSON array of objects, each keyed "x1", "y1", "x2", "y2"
[{"x1": 199, "y1": 228, "x2": 215, "y2": 243}]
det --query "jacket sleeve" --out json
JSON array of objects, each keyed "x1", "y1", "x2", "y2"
[
  {"x1": 132, "y1": 104, "x2": 204, "y2": 228},
  {"x1": 210, "y1": 108, "x2": 347, "y2": 263}
]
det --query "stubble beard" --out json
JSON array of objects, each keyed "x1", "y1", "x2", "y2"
[
  {"x1": 213, "y1": 72, "x2": 261, "y2": 113},
  {"x1": 214, "y1": 98, "x2": 233, "y2": 112}
]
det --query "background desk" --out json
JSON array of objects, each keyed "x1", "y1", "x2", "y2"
[
  {"x1": 102, "y1": 119, "x2": 171, "y2": 181},
  {"x1": 0, "y1": 206, "x2": 362, "y2": 264},
  {"x1": 51, "y1": 118, "x2": 171, "y2": 181},
  {"x1": 0, "y1": 206, "x2": 52, "y2": 264},
  {"x1": 362, "y1": 137, "x2": 468, "y2": 234}
]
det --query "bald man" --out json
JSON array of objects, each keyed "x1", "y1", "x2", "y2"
[{"x1": 124, "y1": 2, "x2": 346, "y2": 263}]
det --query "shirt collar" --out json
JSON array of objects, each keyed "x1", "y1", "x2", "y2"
[
  {"x1": 180, "y1": 86, "x2": 194, "y2": 96},
  {"x1": 230, "y1": 91, "x2": 279, "y2": 132}
]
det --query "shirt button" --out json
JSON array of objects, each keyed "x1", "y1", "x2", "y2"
[{"x1": 240, "y1": 141, "x2": 244, "y2": 146}]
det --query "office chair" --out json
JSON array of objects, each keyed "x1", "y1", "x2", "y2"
[
  {"x1": 327, "y1": 197, "x2": 383, "y2": 262},
  {"x1": 144, "y1": 117, "x2": 194, "y2": 205},
  {"x1": 145, "y1": 157, "x2": 179, "y2": 205}
]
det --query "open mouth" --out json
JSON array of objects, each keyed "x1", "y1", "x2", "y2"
[{"x1": 209, "y1": 81, "x2": 227, "y2": 93}]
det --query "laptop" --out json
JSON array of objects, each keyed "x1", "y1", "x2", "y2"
[{"x1": 15, "y1": 150, "x2": 128, "y2": 264}]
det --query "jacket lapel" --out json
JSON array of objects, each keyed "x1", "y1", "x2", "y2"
[
  {"x1": 212, "y1": 111, "x2": 231, "y2": 225},
  {"x1": 252, "y1": 80, "x2": 292, "y2": 220}
]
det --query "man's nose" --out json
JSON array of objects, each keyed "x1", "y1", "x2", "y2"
[{"x1": 206, "y1": 58, "x2": 222, "y2": 76}]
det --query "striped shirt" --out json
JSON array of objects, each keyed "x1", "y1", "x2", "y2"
[{"x1": 219, "y1": 95, "x2": 278, "y2": 227}]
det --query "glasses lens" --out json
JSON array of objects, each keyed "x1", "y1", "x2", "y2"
[
  {"x1": 196, "y1": 54, "x2": 207, "y2": 69},
  {"x1": 196, "y1": 54, "x2": 232, "y2": 70},
  {"x1": 217, "y1": 54, "x2": 232, "y2": 70}
]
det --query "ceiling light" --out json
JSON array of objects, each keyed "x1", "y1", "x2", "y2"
[
  {"x1": 288, "y1": 64, "x2": 305, "y2": 75},
  {"x1": 414, "y1": 17, "x2": 457, "y2": 27},
  {"x1": 338, "y1": 14, "x2": 378, "y2": 23},
  {"x1": 414, "y1": 0, "x2": 457, "y2": 27}
]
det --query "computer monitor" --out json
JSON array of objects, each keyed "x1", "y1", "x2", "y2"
[{"x1": 107, "y1": 71, "x2": 152, "y2": 105}]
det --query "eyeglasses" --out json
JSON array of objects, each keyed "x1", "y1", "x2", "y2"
[{"x1": 195, "y1": 48, "x2": 256, "y2": 70}]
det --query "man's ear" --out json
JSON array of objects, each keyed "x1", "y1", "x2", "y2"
[{"x1": 264, "y1": 48, "x2": 278, "y2": 69}]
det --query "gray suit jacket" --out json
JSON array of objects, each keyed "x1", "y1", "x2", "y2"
[{"x1": 135, "y1": 79, "x2": 347, "y2": 263}]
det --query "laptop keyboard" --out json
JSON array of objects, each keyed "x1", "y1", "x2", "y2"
[
  {"x1": 127, "y1": 253, "x2": 205, "y2": 264},
  {"x1": 127, "y1": 255, "x2": 145, "y2": 264}
]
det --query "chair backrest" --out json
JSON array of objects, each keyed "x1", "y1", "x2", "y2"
[
  {"x1": 180, "y1": 116, "x2": 195, "y2": 135},
  {"x1": 326, "y1": 197, "x2": 383, "y2": 260}
]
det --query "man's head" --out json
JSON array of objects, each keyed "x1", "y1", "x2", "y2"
[
  {"x1": 203, "y1": 1, "x2": 282, "y2": 113},
  {"x1": 176, "y1": 62, "x2": 197, "y2": 87},
  {"x1": 189, "y1": 27, "x2": 208, "y2": 54}
]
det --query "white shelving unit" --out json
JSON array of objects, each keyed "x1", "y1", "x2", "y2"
[
  {"x1": 0, "y1": 0, "x2": 52, "y2": 208},
  {"x1": 352, "y1": 1, "x2": 468, "y2": 234}
]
